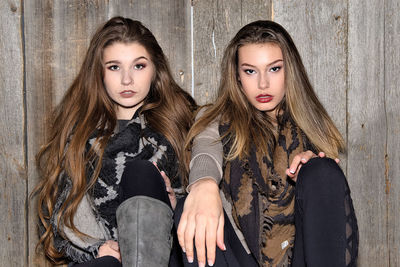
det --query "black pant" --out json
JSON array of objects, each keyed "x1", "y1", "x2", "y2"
[
  {"x1": 175, "y1": 157, "x2": 358, "y2": 267},
  {"x1": 292, "y1": 157, "x2": 358, "y2": 267},
  {"x1": 72, "y1": 160, "x2": 182, "y2": 267}
]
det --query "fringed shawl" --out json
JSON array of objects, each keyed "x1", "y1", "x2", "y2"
[{"x1": 219, "y1": 115, "x2": 315, "y2": 266}]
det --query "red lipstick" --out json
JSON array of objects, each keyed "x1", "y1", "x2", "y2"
[
  {"x1": 120, "y1": 90, "x2": 136, "y2": 98},
  {"x1": 256, "y1": 94, "x2": 273, "y2": 103}
]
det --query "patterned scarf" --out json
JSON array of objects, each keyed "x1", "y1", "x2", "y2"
[
  {"x1": 87, "y1": 111, "x2": 179, "y2": 238},
  {"x1": 219, "y1": 115, "x2": 314, "y2": 267}
]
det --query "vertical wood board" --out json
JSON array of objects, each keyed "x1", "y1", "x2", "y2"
[
  {"x1": 347, "y1": 0, "x2": 388, "y2": 265},
  {"x1": 385, "y1": 0, "x2": 400, "y2": 265},
  {"x1": 0, "y1": 0, "x2": 27, "y2": 266}
]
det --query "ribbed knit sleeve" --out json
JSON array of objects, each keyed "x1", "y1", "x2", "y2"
[{"x1": 187, "y1": 108, "x2": 224, "y2": 191}]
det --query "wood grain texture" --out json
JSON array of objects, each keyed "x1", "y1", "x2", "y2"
[
  {"x1": 347, "y1": 0, "x2": 388, "y2": 265},
  {"x1": 192, "y1": 0, "x2": 272, "y2": 105},
  {"x1": 0, "y1": 1, "x2": 27, "y2": 266},
  {"x1": 385, "y1": 0, "x2": 400, "y2": 265},
  {"x1": 273, "y1": 0, "x2": 348, "y2": 164}
]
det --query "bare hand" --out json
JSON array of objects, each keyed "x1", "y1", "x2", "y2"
[
  {"x1": 177, "y1": 178, "x2": 225, "y2": 267},
  {"x1": 153, "y1": 162, "x2": 177, "y2": 210},
  {"x1": 286, "y1": 151, "x2": 340, "y2": 181},
  {"x1": 97, "y1": 240, "x2": 121, "y2": 262}
]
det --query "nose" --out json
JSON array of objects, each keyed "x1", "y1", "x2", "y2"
[
  {"x1": 258, "y1": 72, "x2": 269, "y2": 90},
  {"x1": 121, "y1": 69, "x2": 133, "y2": 85}
]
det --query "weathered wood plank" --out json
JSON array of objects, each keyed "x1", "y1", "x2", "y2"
[
  {"x1": 0, "y1": 0, "x2": 27, "y2": 266},
  {"x1": 385, "y1": 0, "x2": 400, "y2": 265},
  {"x1": 273, "y1": 0, "x2": 348, "y2": 169},
  {"x1": 192, "y1": 0, "x2": 271, "y2": 105},
  {"x1": 241, "y1": 0, "x2": 272, "y2": 24},
  {"x1": 347, "y1": 0, "x2": 388, "y2": 265}
]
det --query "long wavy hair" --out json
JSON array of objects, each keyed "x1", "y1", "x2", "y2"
[
  {"x1": 33, "y1": 16, "x2": 196, "y2": 263},
  {"x1": 186, "y1": 20, "x2": 344, "y2": 161}
]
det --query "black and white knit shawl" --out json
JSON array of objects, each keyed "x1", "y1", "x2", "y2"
[
  {"x1": 89, "y1": 112, "x2": 179, "y2": 237},
  {"x1": 50, "y1": 111, "x2": 180, "y2": 262}
]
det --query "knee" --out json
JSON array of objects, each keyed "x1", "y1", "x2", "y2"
[
  {"x1": 297, "y1": 157, "x2": 346, "y2": 193},
  {"x1": 124, "y1": 160, "x2": 159, "y2": 176},
  {"x1": 120, "y1": 160, "x2": 164, "y2": 195}
]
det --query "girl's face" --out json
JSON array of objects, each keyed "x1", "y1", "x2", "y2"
[
  {"x1": 237, "y1": 43, "x2": 285, "y2": 119},
  {"x1": 103, "y1": 42, "x2": 155, "y2": 120}
]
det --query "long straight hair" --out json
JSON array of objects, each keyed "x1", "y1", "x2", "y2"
[
  {"x1": 186, "y1": 20, "x2": 344, "y2": 161},
  {"x1": 33, "y1": 17, "x2": 195, "y2": 263}
]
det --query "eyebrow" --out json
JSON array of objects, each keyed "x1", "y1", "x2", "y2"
[
  {"x1": 104, "y1": 56, "x2": 149, "y2": 65},
  {"x1": 240, "y1": 59, "x2": 283, "y2": 68}
]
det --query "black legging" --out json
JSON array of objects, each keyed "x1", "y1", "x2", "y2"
[
  {"x1": 292, "y1": 157, "x2": 358, "y2": 267},
  {"x1": 120, "y1": 160, "x2": 171, "y2": 207},
  {"x1": 174, "y1": 157, "x2": 358, "y2": 267},
  {"x1": 72, "y1": 160, "x2": 175, "y2": 267}
]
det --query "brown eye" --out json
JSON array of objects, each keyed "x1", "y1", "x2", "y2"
[{"x1": 108, "y1": 65, "x2": 119, "y2": 71}]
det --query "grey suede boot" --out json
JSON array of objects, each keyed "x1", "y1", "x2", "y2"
[{"x1": 116, "y1": 195, "x2": 173, "y2": 267}]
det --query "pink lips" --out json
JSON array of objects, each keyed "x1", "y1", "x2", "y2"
[
  {"x1": 120, "y1": 90, "x2": 136, "y2": 98},
  {"x1": 256, "y1": 94, "x2": 273, "y2": 103}
]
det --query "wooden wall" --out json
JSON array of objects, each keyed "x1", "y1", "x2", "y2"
[{"x1": 0, "y1": 0, "x2": 398, "y2": 266}]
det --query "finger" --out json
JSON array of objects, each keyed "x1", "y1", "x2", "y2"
[
  {"x1": 194, "y1": 217, "x2": 207, "y2": 266},
  {"x1": 301, "y1": 150, "x2": 316, "y2": 163},
  {"x1": 288, "y1": 154, "x2": 302, "y2": 175},
  {"x1": 216, "y1": 212, "x2": 225, "y2": 251},
  {"x1": 177, "y1": 213, "x2": 188, "y2": 252},
  {"x1": 108, "y1": 240, "x2": 119, "y2": 251},
  {"x1": 335, "y1": 158, "x2": 340, "y2": 164},
  {"x1": 184, "y1": 216, "x2": 196, "y2": 263},
  {"x1": 318, "y1": 151, "x2": 326, "y2": 158},
  {"x1": 161, "y1": 171, "x2": 171, "y2": 187},
  {"x1": 205, "y1": 219, "x2": 218, "y2": 266},
  {"x1": 152, "y1": 161, "x2": 160, "y2": 172},
  {"x1": 110, "y1": 251, "x2": 121, "y2": 262}
]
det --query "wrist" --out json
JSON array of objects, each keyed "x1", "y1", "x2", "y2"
[{"x1": 188, "y1": 177, "x2": 218, "y2": 192}]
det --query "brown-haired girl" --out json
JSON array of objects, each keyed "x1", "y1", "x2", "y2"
[
  {"x1": 177, "y1": 20, "x2": 358, "y2": 267},
  {"x1": 33, "y1": 16, "x2": 195, "y2": 266}
]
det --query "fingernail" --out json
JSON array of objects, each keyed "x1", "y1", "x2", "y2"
[
  {"x1": 223, "y1": 244, "x2": 227, "y2": 251},
  {"x1": 289, "y1": 170, "x2": 295, "y2": 174},
  {"x1": 182, "y1": 247, "x2": 186, "y2": 253},
  {"x1": 301, "y1": 158, "x2": 306, "y2": 162},
  {"x1": 187, "y1": 256, "x2": 193, "y2": 263},
  {"x1": 208, "y1": 260, "x2": 214, "y2": 266},
  {"x1": 199, "y1": 262, "x2": 205, "y2": 267}
]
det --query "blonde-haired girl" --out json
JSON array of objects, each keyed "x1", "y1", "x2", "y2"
[{"x1": 177, "y1": 20, "x2": 358, "y2": 267}]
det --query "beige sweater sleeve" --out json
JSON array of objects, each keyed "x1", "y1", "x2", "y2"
[{"x1": 187, "y1": 108, "x2": 223, "y2": 191}]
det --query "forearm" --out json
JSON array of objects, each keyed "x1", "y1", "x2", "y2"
[{"x1": 187, "y1": 109, "x2": 224, "y2": 191}]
